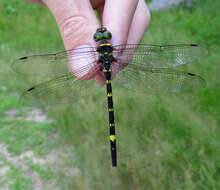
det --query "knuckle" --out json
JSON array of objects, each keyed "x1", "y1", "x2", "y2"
[{"x1": 59, "y1": 15, "x2": 88, "y2": 44}]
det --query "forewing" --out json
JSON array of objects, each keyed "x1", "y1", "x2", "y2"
[
  {"x1": 113, "y1": 64, "x2": 206, "y2": 94},
  {"x1": 12, "y1": 47, "x2": 98, "y2": 77},
  {"x1": 20, "y1": 74, "x2": 102, "y2": 106},
  {"x1": 113, "y1": 44, "x2": 208, "y2": 69}
]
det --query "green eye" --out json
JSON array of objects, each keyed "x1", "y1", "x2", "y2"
[
  {"x1": 103, "y1": 31, "x2": 112, "y2": 40},
  {"x1": 94, "y1": 32, "x2": 103, "y2": 41}
]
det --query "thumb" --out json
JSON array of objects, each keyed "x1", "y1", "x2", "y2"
[{"x1": 42, "y1": 0, "x2": 100, "y2": 79}]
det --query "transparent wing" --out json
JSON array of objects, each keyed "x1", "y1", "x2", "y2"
[
  {"x1": 113, "y1": 64, "x2": 206, "y2": 94},
  {"x1": 113, "y1": 44, "x2": 208, "y2": 69},
  {"x1": 20, "y1": 74, "x2": 103, "y2": 106},
  {"x1": 12, "y1": 46, "x2": 98, "y2": 77},
  {"x1": 12, "y1": 44, "x2": 207, "y2": 78}
]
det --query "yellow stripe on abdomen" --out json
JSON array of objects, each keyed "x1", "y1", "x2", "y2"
[
  {"x1": 106, "y1": 80, "x2": 111, "y2": 84},
  {"x1": 110, "y1": 135, "x2": 116, "y2": 142},
  {"x1": 109, "y1": 123, "x2": 115, "y2": 127}
]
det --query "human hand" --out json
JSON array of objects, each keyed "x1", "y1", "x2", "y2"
[{"x1": 25, "y1": 0, "x2": 150, "y2": 84}]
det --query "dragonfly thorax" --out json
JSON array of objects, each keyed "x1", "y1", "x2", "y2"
[
  {"x1": 97, "y1": 41, "x2": 116, "y2": 65},
  {"x1": 97, "y1": 40, "x2": 113, "y2": 53}
]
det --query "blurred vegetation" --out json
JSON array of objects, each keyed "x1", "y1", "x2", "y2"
[{"x1": 0, "y1": 0, "x2": 220, "y2": 189}]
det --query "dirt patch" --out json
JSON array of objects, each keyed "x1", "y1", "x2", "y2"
[
  {"x1": 0, "y1": 143, "x2": 44, "y2": 190},
  {"x1": 4, "y1": 108, "x2": 53, "y2": 123},
  {"x1": 0, "y1": 142, "x2": 79, "y2": 189}
]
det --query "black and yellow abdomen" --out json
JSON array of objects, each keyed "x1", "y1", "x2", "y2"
[
  {"x1": 105, "y1": 77, "x2": 117, "y2": 167},
  {"x1": 98, "y1": 42, "x2": 117, "y2": 167}
]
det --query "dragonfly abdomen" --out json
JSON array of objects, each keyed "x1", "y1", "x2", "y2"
[
  {"x1": 104, "y1": 70, "x2": 117, "y2": 167},
  {"x1": 99, "y1": 41, "x2": 117, "y2": 166}
]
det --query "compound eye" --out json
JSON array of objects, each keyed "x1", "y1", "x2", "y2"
[
  {"x1": 103, "y1": 31, "x2": 112, "y2": 40},
  {"x1": 94, "y1": 32, "x2": 103, "y2": 42}
]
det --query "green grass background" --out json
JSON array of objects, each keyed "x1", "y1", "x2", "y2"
[{"x1": 0, "y1": 0, "x2": 220, "y2": 189}]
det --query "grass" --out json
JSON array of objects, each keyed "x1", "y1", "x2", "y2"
[{"x1": 0, "y1": 0, "x2": 220, "y2": 189}]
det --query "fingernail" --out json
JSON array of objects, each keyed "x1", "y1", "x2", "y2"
[{"x1": 68, "y1": 45, "x2": 97, "y2": 78}]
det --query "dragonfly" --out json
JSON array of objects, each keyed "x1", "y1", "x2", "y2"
[{"x1": 12, "y1": 27, "x2": 208, "y2": 167}]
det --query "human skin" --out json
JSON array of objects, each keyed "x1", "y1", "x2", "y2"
[{"x1": 25, "y1": 0, "x2": 151, "y2": 84}]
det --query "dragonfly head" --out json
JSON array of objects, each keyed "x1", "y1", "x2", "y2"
[{"x1": 94, "y1": 27, "x2": 112, "y2": 42}]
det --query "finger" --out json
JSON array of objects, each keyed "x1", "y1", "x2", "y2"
[
  {"x1": 102, "y1": 0, "x2": 139, "y2": 45},
  {"x1": 111, "y1": 0, "x2": 150, "y2": 78},
  {"x1": 97, "y1": 1, "x2": 150, "y2": 84},
  {"x1": 42, "y1": 0, "x2": 100, "y2": 80},
  {"x1": 127, "y1": 0, "x2": 151, "y2": 44},
  {"x1": 95, "y1": 0, "x2": 139, "y2": 84}
]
